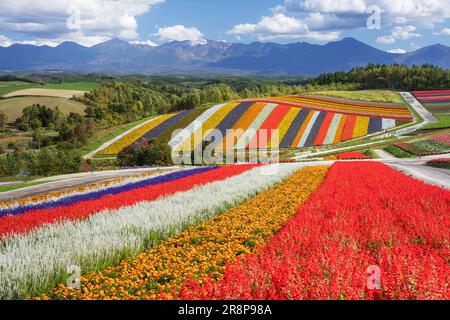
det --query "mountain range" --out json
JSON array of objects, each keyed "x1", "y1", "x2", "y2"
[{"x1": 1, "y1": 37, "x2": 449, "y2": 76}]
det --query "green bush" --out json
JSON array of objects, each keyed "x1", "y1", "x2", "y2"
[{"x1": 117, "y1": 140, "x2": 173, "y2": 167}]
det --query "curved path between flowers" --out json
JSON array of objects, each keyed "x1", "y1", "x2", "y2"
[{"x1": 0, "y1": 166, "x2": 179, "y2": 201}]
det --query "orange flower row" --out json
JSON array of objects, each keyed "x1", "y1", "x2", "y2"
[{"x1": 42, "y1": 166, "x2": 329, "y2": 300}]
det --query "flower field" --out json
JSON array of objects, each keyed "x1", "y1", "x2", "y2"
[
  {"x1": 178, "y1": 162, "x2": 450, "y2": 300},
  {"x1": 0, "y1": 160, "x2": 448, "y2": 300},
  {"x1": 413, "y1": 90, "x2": 450, "y2": 114},
  {"x1": 394, "y1": 139, "x2": 450, "y2": 156},
  {"x1": 1, "y1": 163, "x2": 317, "y2": 299},
  {"x1": 337, "y1": 152, "x2": 372, "y2": 160},
  {"x1": 98, "y1": 111, "x2": 193, "y2": 156},
  {"x1": 426, "y1": 158, "x2": 450, "y2": 169},
  {"x1": 170, "y1": 96, "x2": 410, "y2": 152},
  {"x1": 94, "y1": 94, "x2": 412, "y2": 156}
]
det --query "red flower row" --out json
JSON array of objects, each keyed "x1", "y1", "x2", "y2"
[
  {"x1": 338, "y1": 152, "x2": 372, "y2": 160},
  {"x1": 0, "y1": 165, "x2": 257, "y2": 239},
  {"x1": 179, "y1": 162, "x2": 450, "y2": 300}
]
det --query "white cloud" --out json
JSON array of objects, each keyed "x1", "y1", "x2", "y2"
[
  {"x1": 271, "y1": 0, "x2": 450, "y2": 35},
  {"x1": 387, "y1": 48, "x2": 406, "y2": 54},
  {"x1": 275, "y1": 0, "x2": 367, "y2": 14},
  {"x1": 0, "y1": 35, "x2": 13, "y2": 47},
  {"x1": 157, "y1": 25, "x2": 206, "y2": 45},
  {"x1": 0, "y1": 0, "x2": 164, "y2": 46},
  {"x1": 433, "y1": 28, "x2": 450, "y2": 35},
  {"x1": 130, "y1": 39, "x2": 158, "y2": 46},
  {"x1": 227, "y1": 13, "x2": 340, "y2": 42},
  {"x1": 377, "y1": 25, "x2": 421, "y2": 44}
]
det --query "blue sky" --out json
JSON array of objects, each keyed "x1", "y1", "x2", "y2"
[{"x1": 0, "y1": 0, "x2": 450, "y2": 53}]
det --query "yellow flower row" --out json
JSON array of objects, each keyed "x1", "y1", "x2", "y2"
[
  {"x1": 0, "y1": 170, "x2": 169, "y2": 209},
  {"x1": 352, "y1": 116, "x2": 370, "y2": 138},
  {"x1": 44, "y1": 166, "x2": 329, "y2": 300},
  {"x1": 99, "y1": 114, "x2": 177, "y2": 156}
]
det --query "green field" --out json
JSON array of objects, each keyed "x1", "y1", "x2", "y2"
[
  {"x1": 0, "y1": 96, "x2": 86, "y2": 122},
  {"x1": 424, "y1": 115, "x2": 450, "y2": 130},
  {"x1": 0, "y1": 82, "x2": 98, "y2": 97},
  {"x1": 311, "y1": 90, "x2": 404, "y2": 104}
]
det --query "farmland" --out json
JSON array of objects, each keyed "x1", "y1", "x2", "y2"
[
  {"x1": 0, "y1": 82, "x2": 98, "y2": 97},
  {"x1": 0, "y1": 96, "x2": 86, "y2": 122}
]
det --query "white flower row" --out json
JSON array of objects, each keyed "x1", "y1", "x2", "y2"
[
  {"x1": 168, "y1": 103, "x2": 225, "y2": 150},
  {"x1": 0, "y1": 164, "x2": 303, "y2": 299}
]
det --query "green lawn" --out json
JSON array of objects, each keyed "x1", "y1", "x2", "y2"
[
  {"x1": 424, "y1": 115, "x2": 450, "y2": 130},
  {"x1": 310, "y1": 90, "x2": 404, "y2": 104}
]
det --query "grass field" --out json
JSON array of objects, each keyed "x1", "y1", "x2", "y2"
[
  {"x1": 424, "y1": 114, "x2": 450, "y2": 130},
  {"x1": 0, "y1": 96, "x2": 86, "y2": 122},
  {"x1": 311, "y1": 90, "x2": 404, "y2": 104},
  {"x1": 0, "y1": 82, "x2": 98, "y2": 97}
]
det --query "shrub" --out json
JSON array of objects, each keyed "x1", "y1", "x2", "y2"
[{"x1": 118, "y1": 139, "x2": 173, "y2": 167}]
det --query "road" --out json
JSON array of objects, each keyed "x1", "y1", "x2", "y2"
[
  {"x1": 387, "y1": 162, "x2": 450, "y2": 189},
  {"x1": 293, "y1": 92, "x2": 438, "y2": 160},
  {"x1": 0, "y1": 167, "x2": 178, "y2": 201},
  {"x1": 394, "y1": 92, "x2": 438, "y2": 136}
]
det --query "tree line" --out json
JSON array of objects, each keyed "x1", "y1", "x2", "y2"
[{"x1": 309, "y1": 64, "x2": 450, "y2": 91}]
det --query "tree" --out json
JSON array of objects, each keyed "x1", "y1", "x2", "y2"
[
  {"x1": 117, "y1": 140, "x2": 173, "y2": 167},
  {"x1": 0, "y1": 111, "x2": 7, "y2": 132}
]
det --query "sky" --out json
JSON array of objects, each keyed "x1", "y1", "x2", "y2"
[{"x1": 0, "y1": 0, "x2": 450, "y2": 53}]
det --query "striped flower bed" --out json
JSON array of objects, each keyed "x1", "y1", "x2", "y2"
[
  {"x1": 170, "y1": 97, "x2": 403, "y2": 152},
  {"x1": 0, "y1": 169, "x2": 172, "y2": 211},
  {"x1": 0, "y1": 166, "x2": 262, "y2": 239},
  {"x1": 2, "y1": 164, "x2": 281, "y2": 299},
  {"x1": 42, "y1": 165, "x2": 328, "y2": 300},
  {"x1": 99, "y1": 110, "x2": 195, "y2": 156},
  {"x1": 413, "y1": 90, "x2": 450, "y2": 114},
  {"x1": 178, "y1": 162, "x2": 450, "y2": 300}
]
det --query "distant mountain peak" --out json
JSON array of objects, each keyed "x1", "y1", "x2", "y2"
[{"x1": 0, "y1": 37, "x2": 449, "y2": 75}]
